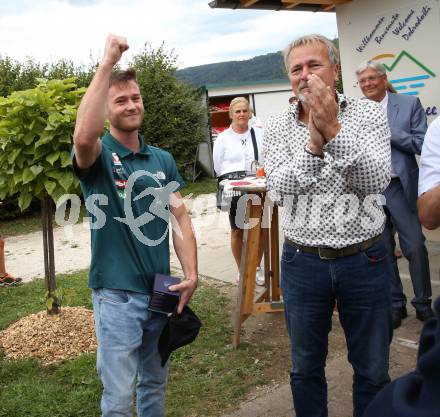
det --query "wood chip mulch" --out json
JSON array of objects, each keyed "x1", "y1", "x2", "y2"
[{"x1": 0, "y1": 306, "x2": 97, "y2": 365}]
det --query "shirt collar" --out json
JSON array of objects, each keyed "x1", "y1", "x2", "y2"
[
  {"x1": 379, "y1": 91, "x2": 388, "y2": 112},
  {"x1": 102, "y1": 131, "x2": 152, "y2": 158},
  {"x1": 289, "y1": 92, "x2": 348, "y2": 122}
]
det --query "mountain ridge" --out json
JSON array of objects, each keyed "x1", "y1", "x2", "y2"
[{"x1": 176, "y1": 51, "x2": 287, "y2": 87}]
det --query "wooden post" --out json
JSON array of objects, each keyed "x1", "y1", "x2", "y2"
[{"x1": 232, "y1": 191, "x2": 283, "y2": 348}]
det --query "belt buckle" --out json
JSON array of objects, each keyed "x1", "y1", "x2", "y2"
[{"x1": 318, "y1": 247, "x2": 336, "y2": 260}]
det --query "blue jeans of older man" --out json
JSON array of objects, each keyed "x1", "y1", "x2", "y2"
[
  {"x1": 281, "y1": 240, "x2": 393, "y2": 417},
  {"x1": 92, "y1": 288, "x2": 168, "y2": 417}
]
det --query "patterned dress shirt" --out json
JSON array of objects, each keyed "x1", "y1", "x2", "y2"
[{"x1": 264, "y1": 93, "x2": 391, "y2": 249}]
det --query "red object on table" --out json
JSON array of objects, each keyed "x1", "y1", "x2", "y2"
[
  {"x1": 229, "y1": 181, "x2": 253, "y2": 186},
  {"x1": 256, "y1": 167, "x2": 265, "y2": 178}
]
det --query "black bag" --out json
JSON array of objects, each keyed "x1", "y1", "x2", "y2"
[{"x1": 216, "y1": 171, "x2": 246, "y2": 211}]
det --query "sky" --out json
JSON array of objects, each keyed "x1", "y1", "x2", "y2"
[{"x1": 0, "y1": 0, "x2": 338, "y2": 69}]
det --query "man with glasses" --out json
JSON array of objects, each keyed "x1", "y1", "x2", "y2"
[{"x1": 356, "y1": 61, "x2": 434, "y2": 329}]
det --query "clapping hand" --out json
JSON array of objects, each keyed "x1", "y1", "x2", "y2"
[{"x1": 300, "y1": 74, "x2": 341, "y2": 155}]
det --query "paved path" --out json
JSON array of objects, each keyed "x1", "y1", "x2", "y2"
[{"x1": 4, "y1": 194, "x2": 238, "y2": 284}]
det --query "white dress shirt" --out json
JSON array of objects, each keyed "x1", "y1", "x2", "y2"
[
  {"x1": 264, "y1": 93, "x2": 391, "y2": 248},
  {"x1": 419, "y1": 116, "x2": 440, "y2": 195}
]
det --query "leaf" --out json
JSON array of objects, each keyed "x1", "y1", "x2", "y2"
[
  {"x1": 22, "y1": 167, "x2": 35, "y2": 185},
  {"x1": 18, "y1": 190, "x2": 32, "y2": 211},
  {"x1": 46, "y1": 297, "x2": 54, "y2": 311},
  {"x1": 46, "y1": 152, "x2": 60, "y2": 166},
  {"x1": 33, "y1": 145, "x2": 49, "y2": 161},
  {"x1": 13, "y1": 171, "x2": 23, "y2": 186},
  {"x1": 45, "y1": 170, "x2": 63, "y2": 180},
  {"x1": 58, "y1": 171, "x2": 74, "y2": 192},
  {"x1": 34, "y1": 131, "x2": 55, "y2": 149},
  {"x1": 50, "y1": 185, "x2": 67, "y2": 203},
  {"x1": 7, "y1": 148, "x2": 21, "y2": 164},
  {"x1": 60, "y1": 151, "x2": 72, "y2": 167},
  {"x1": 23, "y1": 132, "x2": 35, "y2": 145},
  {"x1": 44, "y1": 179, "x2": 56, "y2": 195},
  {"x1": 15, "y1": 155, "x2": 26, "y2": 169},
  {"x1": 30, "y1": 165, "x2": 44, "y2": 176},
  {"x1": 33, "y1": 180, "x2": 45, "y2": 196}
]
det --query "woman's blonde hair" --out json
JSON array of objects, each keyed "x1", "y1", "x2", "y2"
[{"x1": 229, "y1": 97, "x2": 251, "y2": 119}]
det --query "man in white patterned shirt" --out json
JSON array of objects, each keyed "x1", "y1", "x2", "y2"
[{"x1": 264, "y1": 34, "x2": 392, "y2": 417}]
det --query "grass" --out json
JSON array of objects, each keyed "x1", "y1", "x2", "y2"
[
  {"x1": 0, "y1": 178, "x2": 216, "y2": 238},
  {"x1": 182, "y1": 177, "x2": 216, "y2": 198},
  {"x1": 0, "y1": 272, "x2": 268, "y2": 417},
  {"x1": 0, "y1": 212, "x2": 43, "y2": 237}
]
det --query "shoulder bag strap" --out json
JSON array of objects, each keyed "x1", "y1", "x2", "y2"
[{"x1": 250, "y1": 128, "x2": 258, "y2": 161}]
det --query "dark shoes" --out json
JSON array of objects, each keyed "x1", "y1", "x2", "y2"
[
  {"x1": 416, "y1": 307, "x2": 435, "y2": 322},
  {"x1": 393, "y1": 305, "x2": 436, "y2": 328},
  {"x1": 392, "y1": 306, "x2": 407, "y2": 329}
]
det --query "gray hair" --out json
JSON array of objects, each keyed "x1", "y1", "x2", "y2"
[
  {"x1": 283, "y1": 34, "x2": 340, "y2": 71},
  {"x1": 355, "y1": 61, "x2": 387, "y2": 76},
  {"x1": 229, "y1": 97, "x2": 251, "y2": 119}
]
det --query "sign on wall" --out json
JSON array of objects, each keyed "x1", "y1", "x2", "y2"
[{"x1": 337, "y1": 0, "x2": 439, "y2": 120}]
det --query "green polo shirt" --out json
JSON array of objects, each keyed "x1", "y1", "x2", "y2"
[{"x1": 73, "y1": 132, "x2": 185, "y2": 294}]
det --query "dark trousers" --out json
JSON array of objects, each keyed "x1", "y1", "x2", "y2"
[
  {"x1": 383, "y1": 178, "x2": 432, "y2": 311},
  {"x1": 281, "y1": 240, "x2": 392, "y2": 417}
]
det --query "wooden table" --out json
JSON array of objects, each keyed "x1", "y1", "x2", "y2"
[{"x1": 230, "y1": 184, "x2": 283, "y2": 348}]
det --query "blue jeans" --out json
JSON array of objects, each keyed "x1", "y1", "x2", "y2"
[
  {"x1": 281, "y1": 240, "x2": 393, "y2": 417},
  {"x1": 92, "y1": 288, "x2": 168, "y2": 417}
]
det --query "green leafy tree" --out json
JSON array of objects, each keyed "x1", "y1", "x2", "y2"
[
  {"x1": 0, "y1": 55, "x2": 95, "y2": 220},
  {"x1": 0, "y1": 54, "x2": 95, "y2": 97},
  {"x1": 0, "y1": 78, "x2": 85, "y2": 313},
  {"x1": 130, "y1": 43, "x2": 207, "y2": 178}
]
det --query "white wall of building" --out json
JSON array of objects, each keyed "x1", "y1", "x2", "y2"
[
  {"x1": 207, "y1": 81, "x2": 291, "y2": 126},
  {"x1": 253, "y1": 90, "x2": 293, "y2": 123},
  {"x1": 336, "y1": 0, "x2": 440, "y2": 122}
]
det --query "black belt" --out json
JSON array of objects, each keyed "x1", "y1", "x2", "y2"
[{"x1": 285, "y1": 235, "x2": 381, "y2": 260}]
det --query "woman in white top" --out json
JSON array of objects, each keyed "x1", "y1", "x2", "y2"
[{"x1": 213, "y1": 97, "x2": 264, "y2": 283}]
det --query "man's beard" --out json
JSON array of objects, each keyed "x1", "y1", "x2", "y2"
[{"x1": 112, "y1": 114, "x2": 143, "y2": 132}]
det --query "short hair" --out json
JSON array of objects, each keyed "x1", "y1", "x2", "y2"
[
  {"x1": 283, "y1": 34, "x2": 340, "y2": 71},
  {"x1": 109, "y1": 68, "x2": 137, "y2": 87},
  {"x1": 355, "y1": 61, "x2": 386, "y2": 77},
  {"x1": 229, "y1": 97, "x2": 251, "y2": 119}
]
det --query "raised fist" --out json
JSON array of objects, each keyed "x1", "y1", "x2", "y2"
[{"x1": 102, "y1": 34, "x2": 129, "y2": 66}]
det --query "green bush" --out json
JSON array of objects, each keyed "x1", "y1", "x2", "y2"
[
  {"x1": 0, "y1": 78, "x2": 85, "y2": 210},
  {"x1": 130, "y1": 43, "x2": 207, "y2": 178}
]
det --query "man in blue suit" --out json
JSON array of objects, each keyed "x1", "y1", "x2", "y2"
[{"x1": 356, "y1": 61, "x2": 434, "y2": 329}]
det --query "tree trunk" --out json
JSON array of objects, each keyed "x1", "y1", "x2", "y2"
[{"x1": 42, "y1": 193, "x2": 60, "y2": 315}]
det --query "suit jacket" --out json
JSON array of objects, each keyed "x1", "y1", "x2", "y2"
[{"x1": 385, "y1": 92, "x2": 427, "y2": 211}]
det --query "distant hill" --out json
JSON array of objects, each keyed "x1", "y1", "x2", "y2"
[
  {"x1": 176, "y1": 38, "x2": 340, "y2": 88},
  {"x1": 176, "y1": 51, "x2": 287, "y2": 87}
]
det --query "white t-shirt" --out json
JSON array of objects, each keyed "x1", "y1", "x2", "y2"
[
  {"x1": 419, "y1": 116, "x2": 440, "y2": 195},
  {"x1": 213, "y1": 125, "x2": 264, "y2": 177}
]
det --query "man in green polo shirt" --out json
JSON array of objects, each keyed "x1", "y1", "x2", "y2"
[{"x1": 72, "y1": 34, "x2": 197, "y2": 417}]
